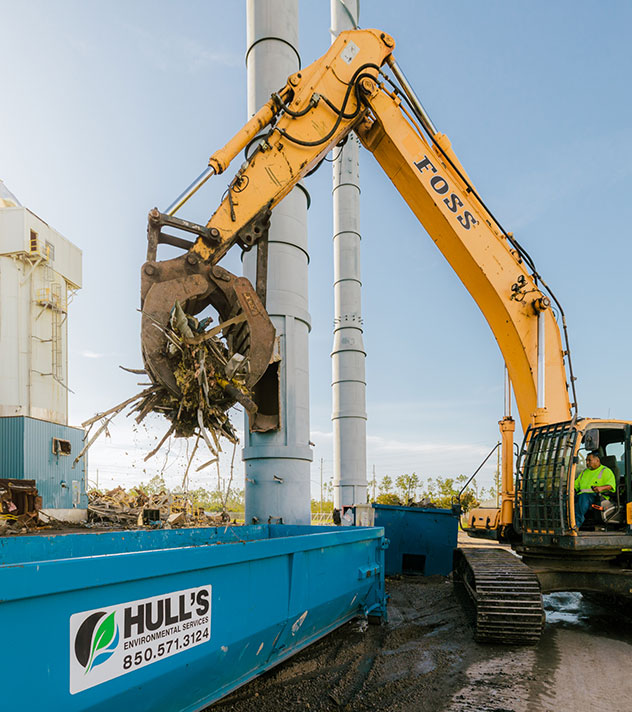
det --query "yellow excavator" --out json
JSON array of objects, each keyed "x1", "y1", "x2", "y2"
[{"x1": 140, "y1": 29, "x2": 632, "y2": 644}]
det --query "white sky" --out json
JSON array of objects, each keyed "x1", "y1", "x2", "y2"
[{"x1": 1, "y1": 1, "x2": 631, "y2": 497}]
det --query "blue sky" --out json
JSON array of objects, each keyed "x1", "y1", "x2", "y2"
[{"x1": 1, "y1": 1, "x2": 631, "y2": 496}]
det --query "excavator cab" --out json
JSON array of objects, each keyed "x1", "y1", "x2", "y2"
[
  {"x1": 458, "y1": 419, "x2": 632, "y2": 645},
  {"x1": 574, "y1": 424, "x2": 630, "y2": 528},
  {"x1": 516, "y1": 419, "x2": 632, "y2": 548}
]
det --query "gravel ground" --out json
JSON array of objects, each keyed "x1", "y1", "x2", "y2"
[{"x1": 208, "y1": 575, "x2": 632, "y2": 712}]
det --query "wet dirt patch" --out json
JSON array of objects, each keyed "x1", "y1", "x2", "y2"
[
  {"x1": 210, "y1": 576, "x2": 501, "y2": 712},
  {"x1": 208, "y1": 580, "x2": 632, "y2": 712},
  {"x1": 525, "y1": 593, "x2": 632, "y2": 712}
]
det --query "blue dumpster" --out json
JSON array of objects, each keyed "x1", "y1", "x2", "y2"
[
  {"x1": 356, "y1": 503, "x2": 458, "y2": 576},
  {"x1": 0, "y1": 524, "x2": 386, "y2": 711}
]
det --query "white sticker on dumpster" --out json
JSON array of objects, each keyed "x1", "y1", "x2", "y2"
[{"x1": 69, "y1": 585, "x2": 211, "y2": 694}]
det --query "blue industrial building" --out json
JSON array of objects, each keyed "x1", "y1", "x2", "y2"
[{"x1": 0, "y1": 415, "x2": 87, "y2": 510}]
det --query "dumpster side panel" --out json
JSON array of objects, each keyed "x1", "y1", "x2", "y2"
[
  {"x1": 372, "y1": 504, "x2": 458, "y2": 576},
  {"x1": 0, "y1": 525, "x2": 385, "y2": 711},
  {"x1": 0, "y1": 524, "x2": 273, "y2": 564}
]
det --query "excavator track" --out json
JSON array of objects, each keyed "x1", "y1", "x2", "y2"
[{"x1": 454, "y1": 547, "x2": 544, "y2": 645}]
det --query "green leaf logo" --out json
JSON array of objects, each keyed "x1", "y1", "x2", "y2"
[{"x1": 86, "y1": 612, "x2": 116, "y2": 673}]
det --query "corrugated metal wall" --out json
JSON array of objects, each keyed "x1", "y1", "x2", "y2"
[
  {"x1": 0, "y1": 416, "x2": 24, "y2": 475},
  {"x1": 0, "y1": 416, "x2": 87, "y2": 509}
]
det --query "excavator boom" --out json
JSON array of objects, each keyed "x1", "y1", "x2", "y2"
[
  {"x1": 140, "y1": 29, "x2": 393, "y2": 429},
  {"x1": 141, "y1": 28, "x2": 573, "y2": 435}
]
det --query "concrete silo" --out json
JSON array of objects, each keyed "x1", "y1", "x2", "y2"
[
  {"x1": 0, "y1": 180, "x2": 87, "y2": 519},
  {"x1": 242, "y1": 0, "x2": 313, "y2": 525}
]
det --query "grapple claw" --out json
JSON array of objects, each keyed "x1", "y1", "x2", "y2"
[{"x1": 140, "y1": 253, "x2": 275, "y2": 402}]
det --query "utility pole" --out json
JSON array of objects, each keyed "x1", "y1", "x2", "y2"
[
  {"x1": 318, "y1": 457, "x2": 323, "y2": 514},
  {"x1": 372, "y1": 465, "x2": 376, "y2": 502}
]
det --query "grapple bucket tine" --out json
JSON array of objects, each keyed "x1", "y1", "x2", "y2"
[{"x1": 140, "y1": 253, "x2": 275, "y2": 403}]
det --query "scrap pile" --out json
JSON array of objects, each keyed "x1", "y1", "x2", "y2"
[
  {"x1": 76, "y1": 302, "x2": 254, "y2": 471},
  {"x1": 137, "y1": 301, "x2": 255, "y2": 442},
  {"x1": 87, "y1": 486, "x2": 231, "y2": 528},
  {"x1": 0, "y1": 479, "x2": 40, "y2": 530}
]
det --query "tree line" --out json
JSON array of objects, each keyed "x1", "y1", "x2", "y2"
[
  {"x1": 368, "y1": 472, "x2": 491, "y2": 512},
  {"x1": 121, "y1": 471, "x2": 491, "y2": 515},
  {"x1": 311, "y1": 472, "x2": 490, "y2": 514}
]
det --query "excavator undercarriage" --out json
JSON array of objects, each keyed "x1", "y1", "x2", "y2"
[{"x1": 454, "y1": 548, "x2": 544, "y2": 644}]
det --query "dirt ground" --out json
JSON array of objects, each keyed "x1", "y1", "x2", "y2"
[{"x1": 210, "y1": 563, "x2": 632, "y2": 712}]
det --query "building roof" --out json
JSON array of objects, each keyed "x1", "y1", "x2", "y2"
[{"x1": 0, "y1": 179, "x2": 22, "y2": 208}]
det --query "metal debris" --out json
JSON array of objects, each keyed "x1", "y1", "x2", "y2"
[
  {"x1": 87, "y1": 486, "x2": 231, "y2": 528},
  {"x1": 0, "y1": 479, "x2": 40, "y2": 529}
]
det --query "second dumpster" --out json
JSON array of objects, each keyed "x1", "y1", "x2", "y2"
[{"x1": 355, "y1": 503, "x2": 458, "y2": 576}]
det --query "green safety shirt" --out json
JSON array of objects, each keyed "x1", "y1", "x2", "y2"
[{"x1": 574, "y1": 465, "x2": 616, "y2": 499}]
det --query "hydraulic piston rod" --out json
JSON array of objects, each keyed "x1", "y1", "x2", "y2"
[
  {"x1": 537, "y1": 311, "x2": 546, "y2": 410},
  {"x1": 164, "y1": 91, "x2": 287, "y2": 216},
  {"x1": 165, "y1": 166, "x2": 215, "y2": 216},
  {"x1": 387, "y1": 57, "x2": 438, "y2": 137}
]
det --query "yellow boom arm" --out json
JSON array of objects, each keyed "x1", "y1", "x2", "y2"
[
  {"x1": 141, "y1": 28, "x2": 573, "y2": 433},
  {"x1": 355, "y1": 78, "x2": 572, "y2": 429}
]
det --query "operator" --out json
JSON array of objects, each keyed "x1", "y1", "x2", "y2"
[{"x1": 574, "y1": 451, "x2": 616, "y2": 529}]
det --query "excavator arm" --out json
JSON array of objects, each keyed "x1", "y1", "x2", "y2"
[
  {"x1": 141, "y1": 28, "x2": 573, "y2": 437},
  {"x1": 356, "y1": 78, "x2": 573, "y2": 429},
  {"x1": 140, "y1": 29, "x2": 393, "y2": 420}
]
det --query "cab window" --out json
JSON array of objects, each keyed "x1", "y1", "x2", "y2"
[{"x1": 578, "y1": 426, "x2": 628, "y2": 487}]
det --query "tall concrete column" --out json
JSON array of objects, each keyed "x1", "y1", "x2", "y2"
[
  {"x1": 330, "y1": 0, "x2": 367, "y2": 510},
  {"x1": 243, "y1": 0, "x2": 312, "y2": 525}
]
